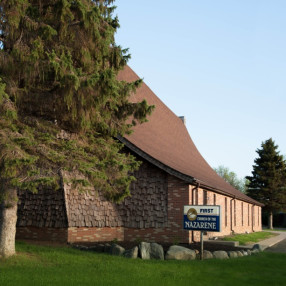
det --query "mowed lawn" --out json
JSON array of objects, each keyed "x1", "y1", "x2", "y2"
[
  {"x1": 0, "y1": 242, "x2": 286, "y2": 286},
  {"x1": 222, "y1": 231, "x2": 278, "y2": 245}
]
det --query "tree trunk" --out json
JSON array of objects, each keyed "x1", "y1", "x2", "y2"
[
  {"x1": 268, "y1": 211, "x2": 273, "y2": 230},
  {"x1": 0, "y1": 189, "x2": 18, "y2": 258}
]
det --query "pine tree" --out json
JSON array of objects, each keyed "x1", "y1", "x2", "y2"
[
  {"x1": 246, "y1": 138, "x2": 286, "y2": 229},
  {"x1": 0, "y1": 0, "x2": 153, "y2": 257}
]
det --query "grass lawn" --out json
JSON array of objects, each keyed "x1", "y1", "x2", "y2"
[
  {"x1": 270, "y1": 228, "x2": 286, "y2": 232},
  {"x1": 222, "y1": 231, "x2": 278, "y2": 245},
  {"x1": 0, "y1": 242, "x2": 286, "y2": 286}
]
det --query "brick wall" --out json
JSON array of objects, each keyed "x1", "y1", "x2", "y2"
[
  {"x1": 190, "y1": 188, "x2": 262, "y2": 242},
  {"x1": 16, "y1": 160, "x2": 262, "y2": 244},
  {"x1": 16, "y1": 227, "x2": 68, "y2": 242},
  {"x1": 123, "y1": 175, "x2": 190, "y2": 244},
  {"x1": 68, "y1": 227, "x2": 124, "y2": 243}
]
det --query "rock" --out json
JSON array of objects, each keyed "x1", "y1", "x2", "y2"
[
  {"x1": 110, "y1": 244, "x2": 125, "y2": 256},
  {"x1": 203, "y1": 250, "x2": 213, "y2": 259},
  {"x1": 150, "y1": 243, "x2": 164, "y2": 260},
  {"x1": 242, "y1": 251, "x2": 248, "y2": 256},
  {"x1": 213, "y1": 251, "x2": 229, "y2": 259},
  {"x1": 247, "y1": 250, "x2": 252, "y2": 256},
  {"x1": 251, "y1": 249, "x2": 260, "y2": 255},
  {"x1": 236, "y1": 251, "x2": 243, "y2": 257},
  {"x1": 165, "y1": 245, "x2": 196, "y2": 260},
  {"x1": 139, "y1": 242, "x2": 151, "y2": 260},
  {"x1": 123, "y1": 246, "x2": 138, "y2": 259},
  {"x1": 228, "y1": 251, "x2": 238, "y2": 258},
  {"x1": 195, "y1": 249, "x2": 200, "y2": 259},
  {"x1": 252, "y1": 244, "x2": 263, "y2": 252}
]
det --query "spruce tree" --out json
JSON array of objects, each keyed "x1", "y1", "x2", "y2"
[
  {"x1": 0, "y1": 0, "x2": 153, "y2": 257},
  {"x1": 246, "y1": 138, "x2": 286, "y2": 229}
]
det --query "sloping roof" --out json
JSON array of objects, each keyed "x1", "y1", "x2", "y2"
[{"x1": 118, "y1": 66, "x2": 262, "y2": 206}]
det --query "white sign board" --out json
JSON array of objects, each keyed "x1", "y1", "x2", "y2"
[{"x1": 184, "y1": 205, "x2": 221, "y2": 232}]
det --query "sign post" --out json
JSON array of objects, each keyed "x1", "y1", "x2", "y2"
[
  {"x1": 200, "y1": 231, "x2": 204, "y2": 260},
  {"x1": 184, "y1": 205, "x2": 221, "y2": 261}
]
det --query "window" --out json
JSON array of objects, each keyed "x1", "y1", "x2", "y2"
[
  {"x1": 203, "y1": 190, "x2": 207, "y2": 205},
  {"x1": 241, "y1": 202, "x2": 244, "y2": 226},
  {"x1": 248, "y1": 204, "x2": 250, "y2": 226},
  {"x1": 213, "y1": 194, "x2": 216, "y2": 205},
  {"x1": 225, "y1": 197, "x2": 227, "y2": 227},
  {"x1": 234, "y1": 200, "x2": 236, "y2": 227}
]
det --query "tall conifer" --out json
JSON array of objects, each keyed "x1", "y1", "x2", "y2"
[
  {"x1": 246, "y1": 138, "x2": 286, "y2": 229},
  {"x1": 0, "y1": 0, "x2": 153, "y2": 257}
]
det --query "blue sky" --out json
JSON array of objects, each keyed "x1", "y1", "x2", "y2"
[{"x1": 115, "y1": 0, "x2": 286, "y2": 179}]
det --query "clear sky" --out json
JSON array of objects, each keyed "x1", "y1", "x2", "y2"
[{"x1": 115, "y1": 0, "x2": 286, "y2": 180}]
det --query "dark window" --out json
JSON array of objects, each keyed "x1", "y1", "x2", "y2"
[
  {"x1": 213, "y1": 194, "x2": 216, "y2": 205},
  {"x1": 248, "y1": 204, "x2": 250, "y2": 226},
  {"x1": 225, "y1": 197, "x2": 227, "y2": 227},
  {"x1": 203, "y1": 190, "x2": 207, "y2": 205},
  {"x1": 242, "y1": 202, "x2": 244, "y2": 226},
  {"x1": 234, "y1": 200, "x2": 236, "y2": 227}
]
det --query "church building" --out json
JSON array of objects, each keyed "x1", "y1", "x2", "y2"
[{"x1": 16, "y1": 66, "x2": 263, "y2": 243}]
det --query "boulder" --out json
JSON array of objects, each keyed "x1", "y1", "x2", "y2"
[
  {"x1": 247, "y1": 250, "x2": 252, "y2": 256},
  {"x1": 228, "y1": 251, "x2": 238, "y2": 258},
  {"x1": 139, "y1": 242, "x2": 151, "y2": 260},
  {"x1": 110, "y1": 244, "x2": 125, "y2": 256},
  {"x1": 165, "y1": 245, "x2": 196, "y2": 260},
  {"x1": 123, "y1": 246, "x2": 138, "y2": 259},
  {"x1": 252, "y1": 244, "x2": 263, "y2": 252},
  {"x1": 236, "y1": 251, "x2": 244, "y2": 257},
  {"x1": 150, "y1": 243, "x2": 164, "y2": 260},
  {"x1": 203, "y1": 250, "x2": 213, "y2": 259},
  {"x1": 213, "y1": 251, "x2": 229, "y2": 259},
  {"x1": 242, "y1": 251, "x2": 248, "y2": 256},
  {"x1": 251, "y1": 249, "x2": 260, "y2": 255}
]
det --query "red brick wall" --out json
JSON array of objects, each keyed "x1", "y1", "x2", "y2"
[
  {"x1": 191, "y1": 188, "x2": 262, "y2": 242},
  {"x1": 16, "y1": 175, "x2": 262, "y2": 244},
  {"x1": 123, "y1": 175, "x2": 190, "y2": 244},
  {"x1": 16, "y1": 227, "x2": 68, "y2": 243},
  {"x1": 68, "y1": 227, "x2": 124, "y2": 243}
]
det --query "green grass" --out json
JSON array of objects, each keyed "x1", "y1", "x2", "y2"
[
  {"x1": 270, "y1": 228, "x2": 286, "y2": 232},
  {"x1": 0, "y1": 242, "x2": 286, "y2": 286},
  {"x1": 222, "y1": 231, "x2": 277, "y2": 245}
]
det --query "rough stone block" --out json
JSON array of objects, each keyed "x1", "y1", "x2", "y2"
[{"x1": 165, "y1": 245, "x2": 196, "y2": 260}]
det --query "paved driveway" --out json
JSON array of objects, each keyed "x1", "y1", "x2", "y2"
[{"x1": 266, "y1": 239, "x2": 286, "y2": 253}]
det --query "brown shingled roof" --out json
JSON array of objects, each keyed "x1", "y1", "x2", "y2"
[{"x1": 118, "y1": 66, "x2": 262, "y2": 206}]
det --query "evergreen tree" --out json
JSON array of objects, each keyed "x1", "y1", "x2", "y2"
[
  {"x1": 246, "y1": 138, "x2": 286, "y2": 229},
  {"x1": 0, "y1": 0, "x2": 153, "y2": 257}
]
